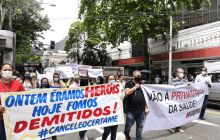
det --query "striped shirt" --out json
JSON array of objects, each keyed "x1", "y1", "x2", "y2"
[{"x1": 170, "y1": 77, "x2": 187, "y2": 85}]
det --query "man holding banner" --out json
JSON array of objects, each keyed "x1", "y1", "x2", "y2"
[
  {"x1": 124, "y1": 70, "x2": 149, "y2": 140},
  {"x1": 195, "y1": 67, "x2": 212, "y2": 120},
  {"x1": 169, "y1": 68, "x2": 191, "y2": 133}
]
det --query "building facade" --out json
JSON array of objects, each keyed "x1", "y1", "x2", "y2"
[{"x1": 0, "y1": 30, "x2": 16, "y2": 68}]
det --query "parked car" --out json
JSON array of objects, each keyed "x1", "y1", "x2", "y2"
[{"x1": 207, "y1": 73, "x2": 220, "y2": 101}]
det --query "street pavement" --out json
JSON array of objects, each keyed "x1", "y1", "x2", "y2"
[{"x1": 46, "y1": 104, "x2": 220, "y2": 140}]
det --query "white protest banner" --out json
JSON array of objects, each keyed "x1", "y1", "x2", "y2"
[
  {"x1": 88, "y1": 69, "x2": 103, "y2": 78},
  {"x1": 66, "y1": 63, "x2": 79, "y2": 75},
  {"x1": 45, "y1": 68, "x2": 56, "y2": 81},
  {"x1": 141, "y1": 83, "x2": 206, "y2": 132},
  {"x1": 79, "y1": 65, "x2": 92, "y2": 76},
  {"x1": 1, "y1": 84, "x2": 124, "y2": 140},
  {"x1": 56, "y1": 67, "x2": 74, "y2": 79},
  {"x1": 103, "y1": 67, "x2": 124, "y2": 76}
]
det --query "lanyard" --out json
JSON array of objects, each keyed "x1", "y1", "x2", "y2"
[{"x1": 1, "y1": 79, "x2": 11, "y2": 92}]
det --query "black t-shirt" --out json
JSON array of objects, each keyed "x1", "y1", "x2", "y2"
[{"x1": 125, "y1": 80, "x2": 145, "y2": 112}]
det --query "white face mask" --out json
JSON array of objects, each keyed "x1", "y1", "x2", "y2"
[
  {"x1": 179, "y1": 73, "x2": 184, "y2": 79},
  {"x1": 2, "y1": 71, "x2": 13, "y2": 79},
  {"x1": 202, "y1": 71, "x2": 206, "y2": 76}
]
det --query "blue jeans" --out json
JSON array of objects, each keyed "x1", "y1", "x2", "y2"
[
  {"x1": 0, "y1": 120, "x2": 6, "y2": 140},
  {"x1": 199, "y1": 95, "x2": 209, "y2": 119},
  {"x1": 124, "y1": 111, "x2": 145, "y2": 140},
  {"x1": 102, "y1": 125, "x2": 118, "y2": 140},
  {"x1": 79, "y1": 130, "x2": 87, "y2": 139}
]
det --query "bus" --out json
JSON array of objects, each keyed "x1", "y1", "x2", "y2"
[{"x1": 18, "y1": 62, "x2": 44, "y2": 75}]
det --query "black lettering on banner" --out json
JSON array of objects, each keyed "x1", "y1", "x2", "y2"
[
  {"x1": 169, "y1": 104, "x2": 178, "y2": 114},
  {"x1": 165, "y1": 91, "x2": 169, "y2": 101}
]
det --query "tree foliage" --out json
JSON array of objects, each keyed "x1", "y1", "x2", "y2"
[
  {"x1": 65, "y1": 21, "x2": 111, "y2": 66},
  {"x1": 79, "y1": 0, "x2": 210, "y2": 69},
  {"x1": 0, "y1": 0, "x2": 51, "y2": 66}
]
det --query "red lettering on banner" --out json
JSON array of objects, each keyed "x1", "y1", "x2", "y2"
[
  {"x1": 176, "y1": 92, "x2": 181, "y2": 100},
  {"x1": 77, "y1": 111, "x2": 82, "y2": 120},
  {"x1": 41, "y1": 115, "x2": 59, "y2": 127},
  {"x1": 106, "y1": 85, "x2": 112, "y2": 95},
  {"x1": 82, "y1": 109, "x2": 92, "y2": 119},
  {"x1": 100, "y1": 85, "x2": 107, "y2": 95},
  {"x1": 115, "y1": 84, "x2": 120, "y2": 94},
  {"x1": 112, "y1": 84, "x2": 116, "y2": 94},
  {"x1": 14, "y1": 121, "x2": 28, "y2": 133},
  {"x1": 103, "y1": 106, "x2": 111, "y2": 115},
  {"x1": 85, "y1": 87, "x2": 94, "y2": 98},
  {"x1": 171, "y1": 92, "x2": 176, "y2": 100},
  {"x1": 29, "y1": 118, "x2": 40, "y2": 130},
  {"x1": 94, "y1": 108, "x2": 102, "y2": 117},
  {"x1": 60, "y1": 113, "x2": 65, "y2": 123},
  {"x1": 66, "y1": 112, "x2": 77, "y2": 121},
  {"x1": 95, "y1": 86, "x2": 101, "y2": 96}
]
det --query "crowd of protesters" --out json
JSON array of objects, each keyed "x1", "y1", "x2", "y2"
[{"x1": 0, "y1": 63, "x2": 212, "y2": 140}]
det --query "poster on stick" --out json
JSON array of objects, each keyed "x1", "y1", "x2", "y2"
[
  {"x1": 79, "y1": 65, "x2": 92, "y2": 76},
  {"x1": 88, "y1": 69, "x2": 103, "y2": 78},
  {"x1": 141, "y1": 82, "x2": 206, "y2": 132},
  {"x1": 1, "y1": 84, "x2": 124, "y2": 140},
  {"x1": 66, "y1": 63, "x2": 79, "y2": 75}
]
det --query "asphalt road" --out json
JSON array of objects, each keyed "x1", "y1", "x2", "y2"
[{"x1": 45, "y1": 104, "x2": 220, "y2": 140}]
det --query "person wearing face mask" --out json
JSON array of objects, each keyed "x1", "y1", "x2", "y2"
[
  {"x1": 49, "y1": 73, "x2": 64, "y2": 88},
  {"x1": 124, "y1": 70, "x2": 149, "y2": 140},
  {"x1": 0, "y1": 64, "x2": 25, "y2": 140},
  {"x1": 102, "y1": 75, "x2": 121, "y2": 140},
  {"x1": 195, "y1": 67, "x2": 212, "y2": 120},
  {"x1": 22, "y1": 71, "x2": 35, "y2": 91},
  {"x1": 69, "y1": 75, "x2": 81, "y2": 88},
  {"x1": 96, "y1": 76, "x2": 104, "y2": 84},
  {"x1": 88, "y1": 78, "x2": 94, "y2": 86},
  {"x1": 169, "y1": 68, "x2": 191, "y2": 133}
]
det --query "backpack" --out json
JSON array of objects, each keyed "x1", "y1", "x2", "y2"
[{"x1": 123, "y1": 81, "x2": 136, "y2": 114}]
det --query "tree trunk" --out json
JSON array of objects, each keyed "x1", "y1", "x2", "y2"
[
  {"x1": 9, "y1": 6, "x2": 12, "y2": 31},
  {"x1": 0, "y1": 0, "x2": 6, "y2": 30}
]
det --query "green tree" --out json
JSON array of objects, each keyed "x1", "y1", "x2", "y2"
[
  {"x1": 79, "y1": 0, "x2": 210, "y2": 70},
  {"x1": 65, "y1": 21, "x2": 111, "y2": 66},
  {"x1": 1, "y1": 0, "x2": 50, "y2": 66}
]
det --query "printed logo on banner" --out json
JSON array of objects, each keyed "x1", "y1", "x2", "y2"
[
  {"x1": 186, "y1": 108, "x2": 201, "y2": 118},
  {"x1": 1, "y1": 84, "x2": 124, "y2": 140}
]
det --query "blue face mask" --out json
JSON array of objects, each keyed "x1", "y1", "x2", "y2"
[
  {"x1": 109, "y1": 81, "x2": 115, "y2": 84},
  {"x1": 54, "y1": 78, "x2": 59, "y2": 81},
  {"x1": 42, "y1": 83, "x2": 48, "y2": 87},
  {"x1": 25, "y1": 75, "x2": 30, "y2": 79}
]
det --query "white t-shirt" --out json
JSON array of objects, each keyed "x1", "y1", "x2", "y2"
[{"x1": 195, "y1": 74, "x2": 212, "y2": 95}]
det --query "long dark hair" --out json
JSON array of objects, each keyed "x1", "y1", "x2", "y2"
[
  {"x1": 40, "y1": 78, "x2": 50, "y2": 88},
  {"x1": 53, "y1": 73, "x2": 60, "y2": 84},
  {"x1": 98, "y1": 76, "x2": 104, "y2": 84},
  {"x1": 22, "y1": 71, "x2": 33, "y2": 85}
]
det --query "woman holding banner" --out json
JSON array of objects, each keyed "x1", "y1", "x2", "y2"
[
  {"x1": 102, "y1": 75, "x2": 120, "y2": 140},
  {"x1": 0, "y1": 64, "x2": 25, "y2": 140},
  {"x1": 49, "y1": 73, "x2": 64, "y2": 88},
  {"x1": 40, "y1": 77, "x2": 57, "y2": 140},
  {"x1": 21, "y1": 71, "x2": 35, "y2": 91}
]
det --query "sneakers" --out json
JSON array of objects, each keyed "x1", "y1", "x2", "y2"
[
  {"x1": 177, "y1": 128, "x2": 184, "y2": 133},
  {"x1": 125, "y1": 135, "x2": 131, "y2": 140},
  {"x1": 169, "y1": 128, "x2": 175, "y2": 133}
]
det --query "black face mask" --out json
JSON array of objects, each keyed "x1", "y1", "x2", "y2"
[
  {"x1": 134, "y1": 76, "x2": 141, "y2": 82},
  {"x1": 90, "y1": 83, "x2": 93, "y2": 85}
]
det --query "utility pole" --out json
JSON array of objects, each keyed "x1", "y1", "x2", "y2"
[{"x1": 169, "y1": 16, "x2": 172, "y2": 84}]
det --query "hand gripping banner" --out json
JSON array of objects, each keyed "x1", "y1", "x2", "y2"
[
  {"x1": 1, "y1": 84, "x2": 124, "y2": 140},
  {"x1": 141, "y1": 82, "x2": 206, "y2": 132}
]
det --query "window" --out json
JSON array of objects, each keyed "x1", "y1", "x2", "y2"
[
  {"x1": 139, "y1": 50, "x2": 142, "y2": 56},
  {"x1": 176, "y1": 43, "x2": 178, "y2": 49},
  {"x1": 0, "y1": 39, "x2": 6, "y2": 48},
  {"x1": 180, "y1": 42, "x2": 182, "y2": 48},
  {"x1": 190, "y1": 40, "x2": 192, "y2": 46},
  {"x1": 210, "y1": 36, "x2": 212, "y2": 42},
  {"x1": 194, "y1": 39, "x2": 196, "y2": 46},
  {"x1": 198, "y1": 39, "x2": 200, "y2": 45},
  {"x1": 202, "y1": 38, "x2": 204, "y2": 44}
]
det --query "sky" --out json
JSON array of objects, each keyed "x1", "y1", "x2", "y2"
[{"x1": 39, "y1": 0, "x2": 79, "y2": 46}]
